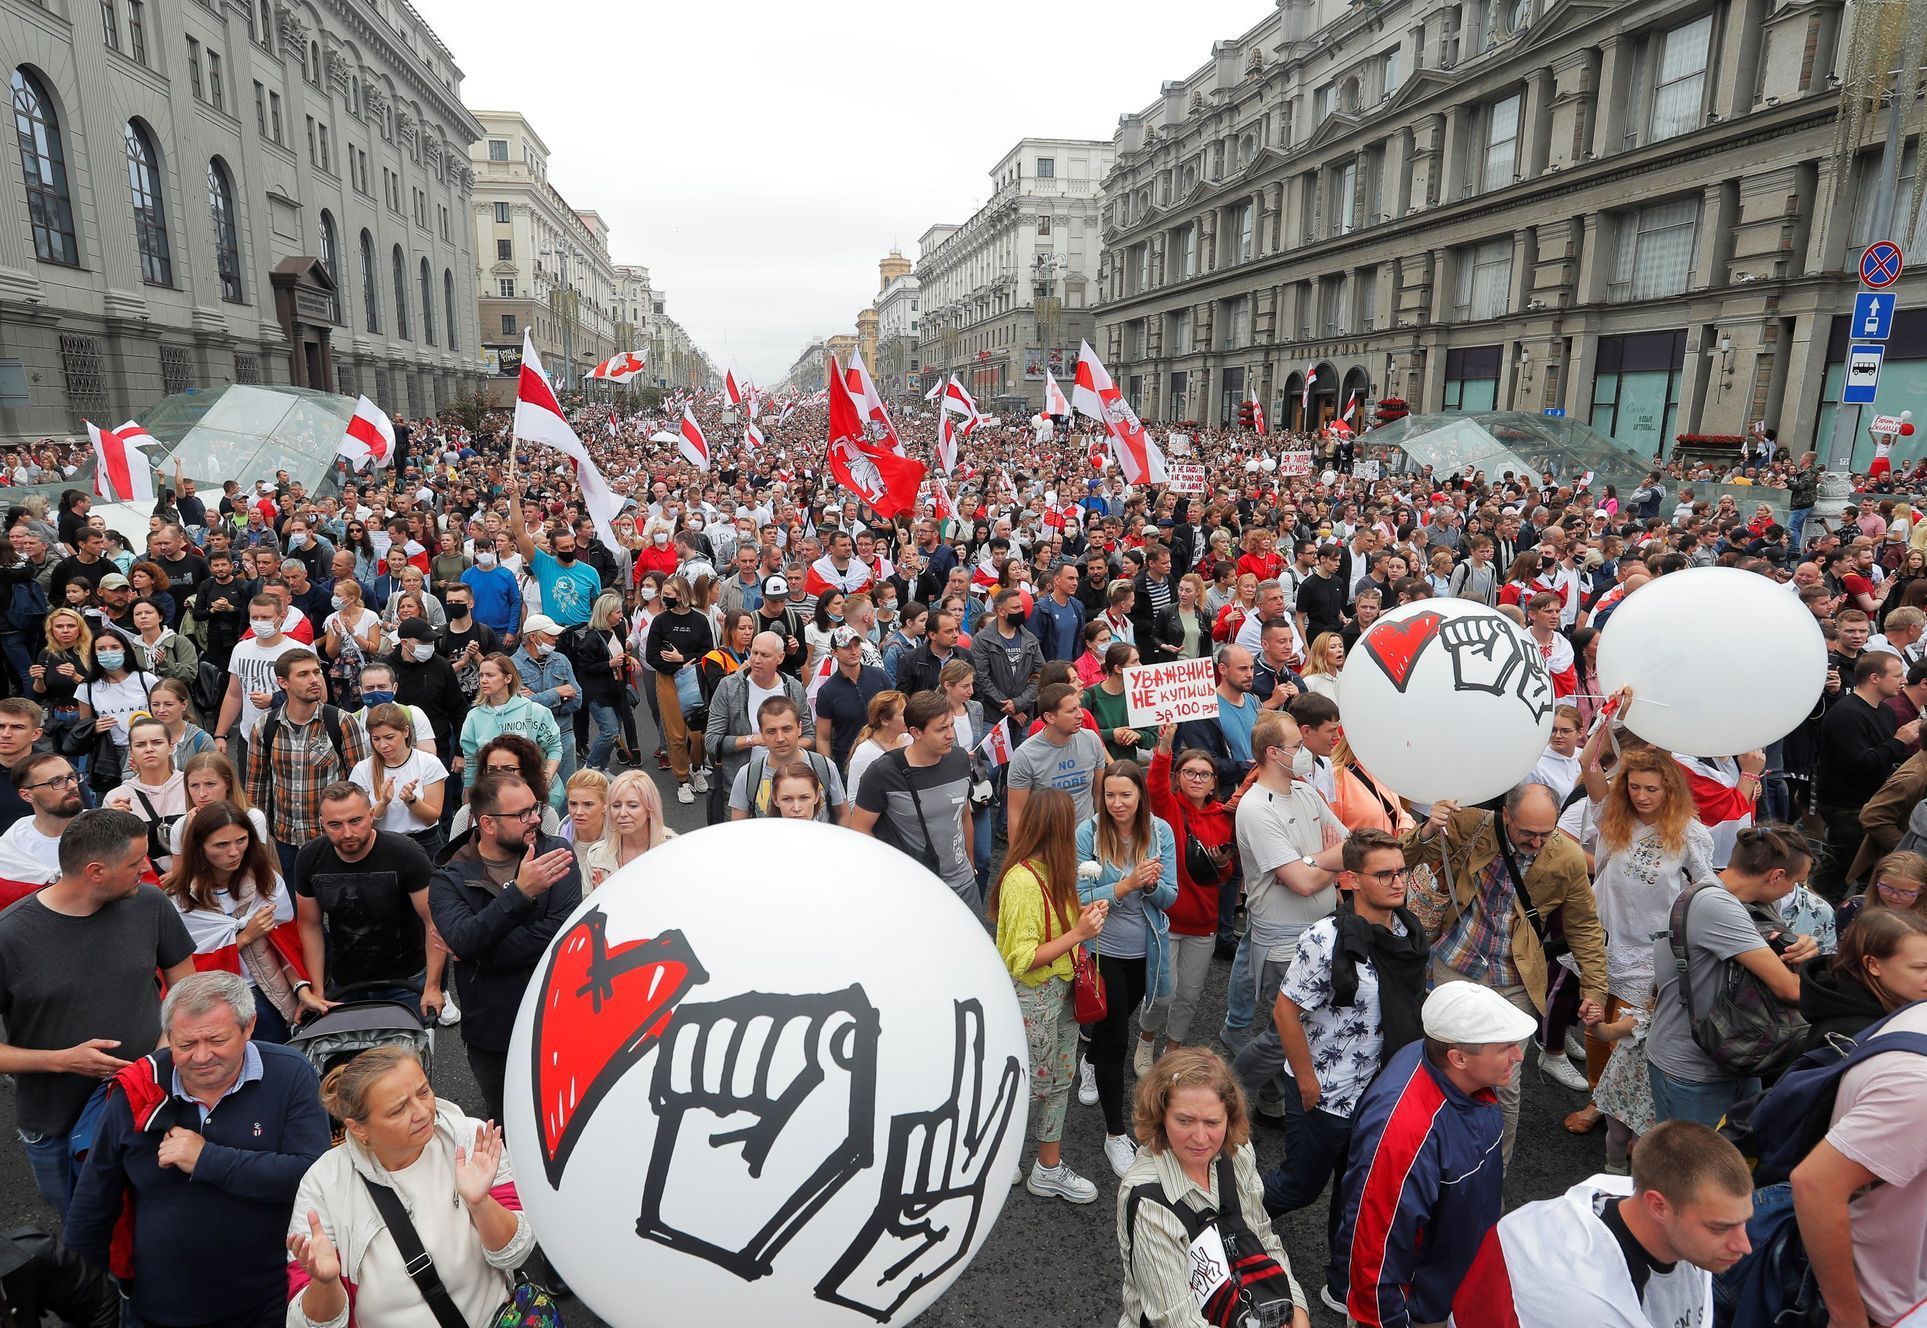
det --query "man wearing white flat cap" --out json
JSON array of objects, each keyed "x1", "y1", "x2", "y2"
[{"x1": 1330, "y1": 982, "x2": 1536, "y2": 1328}]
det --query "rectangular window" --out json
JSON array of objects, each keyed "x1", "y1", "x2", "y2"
[
  {"x1": 253, "y1": 81, "x2": 265, "y2": 136},
  {"x1": 1182, "y1": 226, "x2": 1197, "y2": 278},
  {"x1": 439, "y1": 205, "x2": 449, "y2": 241},
  {"x1": 502, "y1": 314, "x2": 517, "y2": 336},
  {"x1": 187, "y1": 37, "x2": 203, "y2": 98},
  {"x1": 207, "y1": 50, "x2": 223, "y2": 110},
  {"x1": 1320, "y1": 274, "x2": 1346, "y2": 336},
  {"x1": 1481, "y1": 93, "x2": 1522, "y2": 192},
  {"x1": 1314, "y1": 83, "x2": 1333, "y2": 121},
  {"x1": 1164, "y1": 310, "x2": 1192, "y2": 355},
  {"x1": 1650, "y1": 14, "x2": 1713, "y2": 143},
  {"x1": 498, "y1": 278, "x2": 514, "y2": 297},
  {"x1": 101, "y1": 0, "x2": 118, "y2": 50},
  {"x1": 494, "y1": 201, "x2": 510, "y2": 224},
  {"x1": 306, "y1": 115, "x2": 316, "y2": 164},
  {"x1": 1453, "y1": 237, "x2": 1515, "y2": 320},
  {"x1": 1337, "y1": 161, "x2": 1358, "y2": 235},
  {"x1": 1036, "y1": 215, "x2": 1051, "y2": 236},
  {"x1": 1849, "y1": 143, "x2": 1927, "y2": 251},
  {"x1": 1384, "y1": 46, "x2": 1401, "y2": 93},
  {"x1": 1237, "y1": 202, "x2": 1254, "y2": 261},
  {"x1": 1036, "y1": 157, "x2": 1054, "y2": 178},
  {"x1": 318, "y1": 124, "x2": 329, "y2": 173},
  {"x1": 488, "y1": 139, "x2": 509, "y2": 161},
  {"x1": 1610, "y1": 197, "x2": 1699, "y2": 300},
  {"x1": 127, "y1": 0, "x2": 145, "y2": 64},
  {"x1": 269, "y1": 91, "x2": 282, "y2": 144},
  {"x1": 1356, "y1": 268, "x2": 1379, "y2": 332},
  {"x1": 497, "y1": 238, "x2": 512, "y2": 261}
]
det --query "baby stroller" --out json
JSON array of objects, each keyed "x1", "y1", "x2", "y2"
[{"x1": 289, "y1": 980, "x2": 435, "y2": 1092}]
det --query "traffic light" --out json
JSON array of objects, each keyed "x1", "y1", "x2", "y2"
[{"x1": 1238, "y1": 401, "x2": 1256, "y2": 431}]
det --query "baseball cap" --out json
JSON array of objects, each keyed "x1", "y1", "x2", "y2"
[
  {"x1": 762, "y1": 574, "x2": 790, "y2": 599},
  {"x1": 97, "y1": 573, "x2": 131, "y2": 591},
  {"x1": 521, "y1": 614, "x2": 562, "y2": 638},
  {"x1": 395, "y1": 618, "x2": 437, "y2": 643},
  {"x1": 830, "y1": 626, "x2": 861, "y2": 649},
  {"x1": 1422, "y1": 983, "x2": 1538, "y2": 1045}
]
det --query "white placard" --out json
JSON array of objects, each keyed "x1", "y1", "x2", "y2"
[
  {"x1": 1354, "y1": 459, "x2": 1381, "y2": 481},
  {"x1": 1870, "y1": 413, "x2": 1908, "y2": 436},
  {"x1": 1167, "y1": 431, "x2": 1194, "y2": 456},
  {"x1": 1168, "y1": 463, "x2": 1207, "y2": 494},
  {"x1": 1278, "y1": 451, "x2": 1312, "y2": 476},
  {"x1": 1124, "y1": 656, "x2": 1221, "y2": 727}
]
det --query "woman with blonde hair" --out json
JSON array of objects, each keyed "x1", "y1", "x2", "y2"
[
  {"x1": 1300, "y1": 632, "x2": 1346, "y2": 701},
  {"x1": 286, "y1": 1047, "x2": 533, "y2": 1328},
  {"x1": 350, "y1": 701, "x2": 450, "y2": 860},
  {"x1": 1117, "y1": 1047, "x2": 1308, "y2": 1328},
  {"x1": 171, "y1": 751, "x2": 268, "y2": 855},
  {"x1": 845, "y1": 689, "x2": 909, "y2": 801},
  {"x1": 584, "y1": 769, "x2": 671, "y2": 888},
  {"x1": 1837, "y1": 848, "x2": 1927, "y2": 930},
  {"x1": 31, "y1": 607, "x2": 92, "y2": 747},
  {"x1": 1212, "y1": 572, "x2": 1260, "y2": 644}
]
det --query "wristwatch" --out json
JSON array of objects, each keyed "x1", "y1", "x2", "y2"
[{"x1": 1299, "y1": 854, "x2": 1319, "y2": 870}]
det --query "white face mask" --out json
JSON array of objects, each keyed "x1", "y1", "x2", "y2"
[
  {"x1": 411, "y1": 642, "x2": 436, "y2": 662},
  {"x1": 532, "y1": 641, "x2": 552, "y2": 658},
  {"x1": 476, "y1": 551, "x2": 497, "y2": 568},
  {"x1": 250, "y1": 618, "x2": 278, "y2": 637},
  {"x1": 640, "y1": 585, "x2": 658, "y2": 601},
  {"x1": 329, "y1": 596, "x2": 345, "y2": 611},
  {"x1": 653, "y1": 531, "x2": 670, "y2": 546}
]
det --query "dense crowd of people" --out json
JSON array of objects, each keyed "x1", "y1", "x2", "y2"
[{"x1": 0, "y1": 387, "x2": 1922, "y2": 1328}]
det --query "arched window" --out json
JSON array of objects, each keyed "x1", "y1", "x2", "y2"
[
  {"x1": 124, "y1": 120, "x2": 170, "y2": 285},
  {"x1": 418, "y1": 257, "x2": 434, "y2": 345},
  {"x1": 207, "y1": 157, "x2": 242, "y2": 301},
  {"x1": 359, "y1": 228, "x2": 379, "y2": 333},
  {"x1": 443, "y1": 269, "x2": 458, "y2": 352},
  {"x1": 11, "y1": 67, "x2": 79, "y2": 265},
  {"x1": 391, "y1": 244, "x2": 409, "y2": 339},
  {"x1": 318, "y1": 209, "x2": 340, "y2": 322}
]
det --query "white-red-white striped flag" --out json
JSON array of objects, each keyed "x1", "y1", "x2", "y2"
[
  {"x1": 844, "y1": 350, "x2": 904, "y2": 455},
  {"x1": 979, "y1": 717, "x2": 1014, "y2": 768},
  {"x1": 1071, "y1": 340, "x2": 1166, "y2": 485},
  {"x1": 678, "y1": 405, "x2": 711, "y2": 472},
  {"x1": 1043, "y1": 369, "x2": 1071, "y2": 417},
  {"x1": 587, "y1": 350, "x2": 648, "y2": 383},
  {"x1": 88, "y1": 420, "x2": 159, "y2": 502},
  {"x1": 724, "y1": 369, "x2": 745, "y2": 410},
  {"x1": 744, "y1": 419, "x2": 765, "y2": 453},
  {"x1": 336, "y1": 395, "x2": 394, "y2": 472},
  {"x1": 1250, "y1": 385, "x2": 1269, "y2": 437},
  {"x1": 512, "y1": 331, "x2": 623, "y2": 550}
]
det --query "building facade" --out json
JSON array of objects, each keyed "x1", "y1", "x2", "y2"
[
  {"x1": 873, "y1": 249, "x2": 919, "y2": 397},
  {"x1": 470, "y1": 111, "x2": 622, "y2": 402},
  {"x1": 1094, "y1": 0, "x2": 1923, "y2": 466},
  {"x1": 1, "y1": 0, "x2": 485, "y2": 443},
  {"x1": 915, "y1": 138, "x2": 1116, "y2": 410}
]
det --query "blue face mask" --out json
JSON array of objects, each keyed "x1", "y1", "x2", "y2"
[{"x1": 361, "y1": 689, "x2": 395, "y2": 708}]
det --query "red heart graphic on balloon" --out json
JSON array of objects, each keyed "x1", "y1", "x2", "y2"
[
  {"x1": 1361, "y1": 609, "x2": 1444, "y2": 693},
  {"x1": 531, "y1": 908, "x2": 708, "y2": 1185}
]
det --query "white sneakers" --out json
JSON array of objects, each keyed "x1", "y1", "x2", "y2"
[
  {"x1": 676, "y1": 782, "x2": 695, "y2": 804},
  {"x1": 1566, "y1": 1027, "x2": 1588, "y2": 1061},
  {"x1": 1077, "y1": 1061, "x2": 1098, "y2": 1106},
  {"x1": 437, "y1": 990, "x2": 461, "y2": 1027},
  {"x1": 1104, "y1": 1133, "x2": 1138, "y2": 1178},
  {"x1": 1539, "y1": 1048, "x2": 1590, "y2": 1092},
  {"x1": 690, "y1": 767, "x2": 710, "y2": 794},
  {"x1": 1132, "y1": 1036, "x2": 1156, "y2": 1077},
  {"x1": 1026, "y1": 1161, "x2": 1098, "y2": 1204}
]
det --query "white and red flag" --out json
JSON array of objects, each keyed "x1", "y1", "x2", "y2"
[
  {"x1": 512, "y1": 331, "x2": 624, "y2": 549},
  {"x1": 978, "y1": 717, "x2": 1015, "y2": 768},
  {"x1": 937, "y1": 410, "x2": 961, "y2": 474},
  {"x1": 678, "y1": 405, "x2": 711, "y2": 472},
  {"x1": 1302, "y1": 365, "x2": 1320, "y2": 417},
  {"x1": 1249, "y1": 385, "x2": 1268, "y2": 437},
  {"x1": 843, "y1": 350, "x2": 905, "y2": 456},
  {"x1": 744, "y1": 419, "x2": 765, "y2": 454},
  {"x1": 1343, "y1": 392, "x2": 1360, "y2": 421},
  {"x1": 88, "y1": 420, "x2": 159, "y2": 502},
  {"x1": 826, "y1": 357, "x2": 925, "y2": 519},
  {"x1": 335, "y1": 396, "x2": 395, "y2": 472},
  {"x1": 724, "y1": 369, "x2": 745, "y2": 410},
  {"x1": 1043, "y1": 369, "x2": 1072, "y2": 417},
  {"x1": 1071, "y1": 340, "x2": 1166, "y2": 485},
  {"x1": 587, "y1": 350, "x2": 648, "y2": 383}
]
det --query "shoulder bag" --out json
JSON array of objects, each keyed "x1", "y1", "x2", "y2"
[{"x1": 361, "y1": 1176, "x2": 563, "y2": 1328}]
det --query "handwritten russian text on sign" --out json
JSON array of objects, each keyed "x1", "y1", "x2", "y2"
[
  {"x1": 1870, "y1": 413, "x2": 1908, "y2": 436},
  {"x1": 1168, "y1": 463, "x2": 1206, "y2": 493},
  {"x1": 1278, "y1": 451, "x2": 1312, "y2": 476},
  {"x1": 1125, "y1": 656, "x2": 1221, "y2": 727}
]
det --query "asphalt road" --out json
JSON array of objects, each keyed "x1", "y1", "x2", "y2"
[{"x1": 0, "y1": 751, "x2": 1608, "y2": 1328}]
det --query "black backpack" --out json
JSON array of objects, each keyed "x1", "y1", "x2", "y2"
[{"x1": 256, "y1": 703, "x2": 353, "y2": 828}]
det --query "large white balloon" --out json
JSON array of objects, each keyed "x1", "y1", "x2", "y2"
[
  {"x1": 504, "y1": 820, "x2": 1026, "y2": 1328},
  {"x1": 1598, "y1": 566, "x2": 1826, "y2": 755},
  {"x1": 1339, "y1": 598, "x2": 1555, "y2": 805}
]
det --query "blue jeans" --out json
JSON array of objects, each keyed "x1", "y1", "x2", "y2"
[
  {"x1": 252, "y1": 987, "x2": 292, "y2": 1044},
  {"x1": 586, "y1": 700, "x2": 622, "y2": 771},
  {"x1": 1789, "y1": 506, "x2": 1811, "y2": 555},
  {"x1": 1221, "y1": 931, "x2": 1255, "y2": 1037},
  {"x1": 1649, "y1": 1063, "x2": 1758, "y2": 1128},
  {"x1": 1262, "y1": 1096, "x2": 1353, "y2": 1298},
  {"x1": 19, "y1": 1126, "x2": 74, "y2": 1214},
  {"x1": 0, "y1": 630, "x2": 34, "y2": 694}
]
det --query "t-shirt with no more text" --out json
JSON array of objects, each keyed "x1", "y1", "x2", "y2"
[
  {"x1": 1825, "y1": 1000, "x2": 1927, "y2": 1326},
  {"x1": 227, "y1": 636, "x2": 311, "y2": 740},
  {"x1": 1006, "y1": 727, "x2": 1108, "y2": 824},
  {"x1": 1645, "y1": 882, "x2": 1773, "y2": 1085},
  {"x1": 1279, "y1": 912, "x2": 1407, "y2": 1119},
  {"x1": 0, "y1": 886, "x2": 193, "y2": 1134},
  {"x1": 856, "y1": 747, "x2": 976, "y2": 903},
  {"x1": 530, "y1": 549, "x2": 601, "y2": 627},
  {"x1": 1237, "y1": 782, "x2": 1348, "y2": 963},
  {"x1": 291, "y1": 831, "x2": 433, "y2": 993}
]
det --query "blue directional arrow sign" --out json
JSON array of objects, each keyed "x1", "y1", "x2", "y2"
[
  {"x1": 1854, "y1": 291, "x2": 1896, "y2": 341},
  {"x1": 1843, "y1": 344, "x2": 1884, "y2": 404}
]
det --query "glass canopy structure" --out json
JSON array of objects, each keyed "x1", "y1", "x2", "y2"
[
  {"x1": 1357, "y1": 412, "x2": 1656, "y2": 495},
  {"x1": 130, "y1": 384, "x2": 357, "y2": 494}
]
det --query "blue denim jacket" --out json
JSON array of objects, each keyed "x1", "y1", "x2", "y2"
[{"x1": 1075, "y1": 815, "x2": 1179, "y2": 1002}]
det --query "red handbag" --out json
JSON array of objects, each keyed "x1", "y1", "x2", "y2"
[{"x1": 1040, "y1": 876, "x2": 1108, "y2": 1022}]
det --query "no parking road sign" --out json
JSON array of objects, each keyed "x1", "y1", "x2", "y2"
[{"x1": 1860, "y1": 241, "x2": 1904, "y2": 290}]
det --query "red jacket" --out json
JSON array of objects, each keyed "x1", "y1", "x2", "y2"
[{"x1": 1146, "y1": 747, "x2": 1233, "y2": 936}]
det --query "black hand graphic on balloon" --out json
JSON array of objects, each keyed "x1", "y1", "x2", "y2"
[
  {"x1": 815, "y1": 999, "x2": 1023, "y2": 1322},
  {"x1": 1439, "y1": 615, "x2": 1527, "y2": 697},
  {"x1": 636, "y1": 986, "x2": 880, "y2": 1282}
]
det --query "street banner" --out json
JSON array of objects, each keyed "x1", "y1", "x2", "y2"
[
  {"x1": 1168, "y1": 463, "x2": 1207, "y2": 493},
  {"x1": 1125, "y1": 657, "x2": 1220, "y2": 727}
]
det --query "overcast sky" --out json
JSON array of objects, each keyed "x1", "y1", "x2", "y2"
[{"x1": 424, "y1": 0, "x2": 1263, "y2": 384}]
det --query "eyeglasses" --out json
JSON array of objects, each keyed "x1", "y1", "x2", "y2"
[
  {"x1": 1356, "y1": 868, "x2": 1410, "y2": 887},
  {"x1": 23, "y1": 772, "x2": 78, "y2": 791},
  {"x1": 1875, "y1": 878, "x2": 1923, "y2": 902},
  {"x1": 1510, "y1": 826, "x2": 1557, "y2": 845},
  {"x1": 1178, "y1": 768, "x2": 1215, "y2": 783}
]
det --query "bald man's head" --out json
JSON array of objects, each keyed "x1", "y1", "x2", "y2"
[{"x1": 748, "y1": 631, "x2": 785, "y2": 678}]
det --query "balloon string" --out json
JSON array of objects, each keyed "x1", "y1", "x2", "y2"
[{"x1": 1571, "y1": 692, "x2": 1672, "y2": 707}]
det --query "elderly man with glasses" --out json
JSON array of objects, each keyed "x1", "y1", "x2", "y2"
[{"x1": 1406, "y1": 781, "x2": 1610, "y2": 1166}]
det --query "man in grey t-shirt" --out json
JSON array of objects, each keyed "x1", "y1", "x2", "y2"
[
  {"x1": 1646, "y1": 833, "x2": 1812, "y2": 1128},
  {"x1": 850, "y1": 693, "x2": 977, "y2": 905},
  {"x1": 1006, "y1": 683, "x2": 1109, "y2": 834}
]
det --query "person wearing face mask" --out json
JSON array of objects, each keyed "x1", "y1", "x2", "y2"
[
  {"x1": 634, "y1": 520, "x2": 682, "y2": 581},
  {"x1": 212, "y1": 593, "x2": 305, "y2": 773},
  {"x1": 459, "y1": 536, "x2": 523, "y2": 646},
  {"x1": 509, "y1": 480, "x2": 601, "y2": 629},
  {"x1": 646, "y1": 576, "x2": 716, "y2": 806},
  {"x1": 511, "y1": 615, "x2": 582, "y2": 794},
  {"x1": 437, "y1": 584, "x2": 501, "y2": 704}
]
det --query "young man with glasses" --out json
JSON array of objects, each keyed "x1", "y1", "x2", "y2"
[
  {"x1": 1409, "y1": 781, "x2": 1609, "y2": 1165},
  {"x1": 0, "y1": 752, "x2": 83, "y2": 898},
  {"x1": 429, "y1": 771, "x2": 580, "y2": 1121},
  {"x1": 1247, "y1": 829, "x2": 1429, "y2": 1309}
]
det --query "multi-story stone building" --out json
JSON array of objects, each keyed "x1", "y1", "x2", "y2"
[
  {"x1": 915, "y1": 138, "x2": 1115, "y2": 410},
  {"x1": 783, "y1": 338, "x2": 827, "y2": 394},
  {"x1": 1, "y1": 0, "x2": 485, "y2": 442},
  {"x1": 873, "y1": 249, "x2": 919, "y2": 397},
  {"x1": 470, "y1": 111, "x2": 623, "y2": 402},
  {"x1": 1094, "y1": 0, "x2": 1923, "y2": 466}
]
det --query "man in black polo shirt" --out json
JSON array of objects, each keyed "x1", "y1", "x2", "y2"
[
  {"x1": 1295, "y1": 542, "x2": 1349, "y2": 644},
  {"x1": 148, "y1": 524, "x2": 208, "y2": 628}
]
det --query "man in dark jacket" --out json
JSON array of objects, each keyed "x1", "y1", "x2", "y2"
[
  {"x1": 428, "y1": 771, "x2": 581, "y2": 1121},
  {"x1": 895, "y1": 609, "x2": 967, "y2": 696},
  {"x1": 1129, "y1": 542, "x2": 1176, "y2": 647},
  {"x1": 384, "y1": 618, "x2": 469, "y2": 771},
  {"x1": 65, "y1": 971, "x2": 330, "y2": 1328}
]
